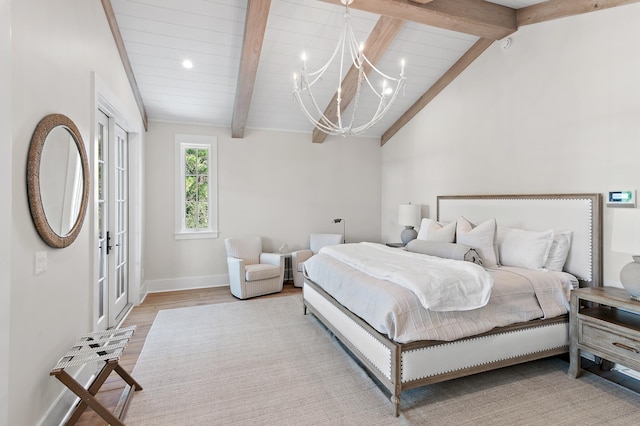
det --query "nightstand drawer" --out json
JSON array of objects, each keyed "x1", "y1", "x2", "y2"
[{"x1": 580, "y1": 321, "x2": 640, "y2": 363}]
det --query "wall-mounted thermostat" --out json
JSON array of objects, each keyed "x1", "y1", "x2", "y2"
[{"x1": 607, "y1": 190, "x2": 636, "y2": 207}]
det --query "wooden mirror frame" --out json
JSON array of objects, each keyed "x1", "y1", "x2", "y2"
[{"x1": 27, "y1": 114, "x2": 90, "y2": 248}]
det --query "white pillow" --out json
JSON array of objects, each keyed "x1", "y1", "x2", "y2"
[
  {"x1": 544, "y1": 231, "x2": 572, "y2": 271},
  {"x1": 416, "y1": 218, "x2": 456, "y2": 243},
  {"x1": 456, "y1": 217, "x2": 498, "y2": 267},
  {"x1": 497, "y1": 226, "x2": 554, "y2": 270}
]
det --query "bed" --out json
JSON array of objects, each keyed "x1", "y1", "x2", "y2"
[{"x1": 302, "y1": 194, "x2": 602, "y2": 416}]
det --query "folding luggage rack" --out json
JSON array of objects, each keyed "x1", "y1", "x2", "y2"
[{"x1": 50, "y1": 326, "x2": 142, "y2": 426}]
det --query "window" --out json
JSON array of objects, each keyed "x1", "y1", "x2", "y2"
[{"x1": 175, "y1": 134, "x2": 218, "y2": 239}]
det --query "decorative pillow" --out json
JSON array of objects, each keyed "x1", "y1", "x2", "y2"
[
  {"x1": 404, "y1": 240, "x2": 483, "y2": 265},
  {"x1": 497, "y1": 226, "x2": 554, "y2": 270},
  {"x1": 544, "y1": 230, "x2": 572, "y2": 271},
  {"x1": 416, "y1": 218, "x2": 456, "y2": 243},
  {"x1": 456, "y1": 217, "x2": 498, "y2": 267}
]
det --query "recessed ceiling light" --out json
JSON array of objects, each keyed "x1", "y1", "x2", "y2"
[{"x1": 182, "y1": 59, "x2": 193, "y2": 69}]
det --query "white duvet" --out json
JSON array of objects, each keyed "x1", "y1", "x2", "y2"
[
  {"x1": 304, "y1": 242, "x2": 576, "y2": 343},
  {"x1": 320, "y1": 242, "x2": 493, "y2": 311}
]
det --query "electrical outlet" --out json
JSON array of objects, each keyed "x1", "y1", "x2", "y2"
[{"x1": 35, "y1": 251, "x2": 47, "y2": 275}]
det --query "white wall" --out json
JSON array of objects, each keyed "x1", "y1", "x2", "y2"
[
  {"x1": 381, "y1": 4, "x2": 640, "y2": 288},
  {"x1": 9, "y1": 0, "x2": 144, "y2": 424},
  {"x1": 144, "y1": 122, "x2": 381, "y2": 291},
  {"x1": 0, "y1": 0, "x2": 12, "y2": 425}
]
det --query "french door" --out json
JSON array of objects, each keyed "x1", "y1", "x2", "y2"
[{"x1": 96, "y1": 110, "x2": 130, "y2": 330}]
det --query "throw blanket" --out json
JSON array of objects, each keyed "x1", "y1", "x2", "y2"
[
  {"x1": 319, "y1": 242, "x2": 493, "y2": 311},
  {"x1": 497, "y1": 266, "x2": 572, "y2": 318}
]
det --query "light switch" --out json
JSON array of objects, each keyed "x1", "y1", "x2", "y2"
[{"x1": 35, "y1": 251, "x2": 47, "y2": 275}]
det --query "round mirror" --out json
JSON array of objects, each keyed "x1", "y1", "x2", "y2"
[{"x1": 27, "y1": 114, "x2": 89, "y2": 248}]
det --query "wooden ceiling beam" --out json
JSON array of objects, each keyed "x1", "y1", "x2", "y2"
[
  {"x1": 381, "y1": 37, "x2": 493, "y2": 146},
  {"x1": 231, "y1": 0, "x2": 271, "y2": 139},
  {"x1": 517, "y1": 0, "x2": 640, "y2": 27},
  {"x1": 312, "y1": 16, "x2": 405, "y2": 144},
  {"x1": 318, "y1": 0, "x2": 517, "y2": 40},
  {"x1": 101, "y1": 0, "x2": 148, "y2": 131}
]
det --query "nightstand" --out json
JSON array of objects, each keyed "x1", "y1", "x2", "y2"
[{"x1": 569, "y1": 287, "x2": 640, "y2": 378}]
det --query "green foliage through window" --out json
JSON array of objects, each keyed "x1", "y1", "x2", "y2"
[{"x1": 184, "y1": 148, "x2": 209, "y2": 230}]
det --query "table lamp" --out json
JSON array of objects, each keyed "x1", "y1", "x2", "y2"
[
  {"x1": 398, "y1": 203, "x2": 421, "y2": 245},
  {"x1": 611, "y1": 208, "x2": 640, "y2": 301}
]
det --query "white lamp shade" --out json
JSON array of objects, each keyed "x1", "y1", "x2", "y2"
[
  {"x1": 398, "y1": 203, "x2": 421, "y2": 228},
  {"x1": 611, "y1": 209, "x2": 640, "y2": 255}
]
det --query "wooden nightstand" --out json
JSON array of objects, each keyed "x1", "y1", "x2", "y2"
[{"x1": 569, "y1": 287, "x2": 640, "y2": 378}]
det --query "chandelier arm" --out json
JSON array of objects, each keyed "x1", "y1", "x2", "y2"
[
  {"x1": 304, "y1": 33, "x2": 345, "y2": 87},
  {"x1": 345, "y1": 25, "x2": 361, "y2": 68},
  {"x1": 300, "y1": 90, "x2": 388, "y2": 137},
  {"x1": 338, "y1": 17, "x2": 350, "y2": 87},
  {"x1": 345, "y1": 67, "x2": 366, "y2": 129},
  {"x1": 361, "y1": 54, "x2": 403, "y2": 82},
  {"x1": 350, "y1": 75, "x2": 406, "y2": 133},
  {"x1": 350, "y1": 80, "x2": 406, "y2": 133},
  {"x1": 298, "y1": 66, "x2": 406, "y2": 136},
  {"x1": 351, "y1": 98, "x2": 386, "y2": 133},
  {"x1": 295, "y1": 93, "x2": 340, "y2": 134},
  {"x1": 304, "y1": 87, "x2": 344, "y2": 132},
  {"x1": 336, "y1": 36, "x2": 347, "y2": 130},
  {"x1": 361, "y1": 72, "x2": 384, "y2": 99},
  {"x1": 296, "y1": 45, "x2": 348, "y2": 130},
  {"x1": 292, "y1": 0, "x2": 406, "y2": 136},
  {"x1": 297, "y1": 75, "x2": 339, "y2": 131}
]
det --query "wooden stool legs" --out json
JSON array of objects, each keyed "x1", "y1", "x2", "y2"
[{"x1": 51, "y1": 358, "x2": 142, "y2": 426}]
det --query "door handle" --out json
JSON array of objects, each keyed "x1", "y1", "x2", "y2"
[{"x1": 106, "y1": 231, "x2": 112, "y2": 255}]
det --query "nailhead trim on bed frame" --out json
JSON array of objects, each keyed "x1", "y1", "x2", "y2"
[{"x1": 304, "y1": 193, "x2": 602, "y2": 416}]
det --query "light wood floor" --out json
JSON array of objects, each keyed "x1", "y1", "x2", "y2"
[{"x1": 75, "y1": 283, "x2": 301, "y2": 426}]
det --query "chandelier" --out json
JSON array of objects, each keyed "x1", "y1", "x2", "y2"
[{"x1": 292, "y1": 0, "x2": 406, "y2": 137}]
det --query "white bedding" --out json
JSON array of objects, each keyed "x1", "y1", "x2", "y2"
[
  {"x1": 303, "y1": 243, "x2": 576, "y2": 343},
  {"x1": 320, "y1": 242, "x2": 493, "y2": 311}
]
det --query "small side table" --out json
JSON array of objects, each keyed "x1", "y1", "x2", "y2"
[
  {"x1": 50, "y1": 326, "x2": 142, "y2": 426},
  {"x1": 281, "y1": 253, "x2": 293, "y2": 282},
  {"x1": 569, "y1": 287, "x2": 640, "y2": 378}
]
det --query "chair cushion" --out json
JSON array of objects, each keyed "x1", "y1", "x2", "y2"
[
  {"x1": 309, "y1": 233, "x2": 343, "y2": 254},
  {"x1": 297, "y1": 261, "x2": 305, "y2": 273},
  {"x1": 245, "y1": 264, "x2": 280, "y2": 281},
  {"x1": 225, "y1": 236, "x2": 262, "y2": 265}
]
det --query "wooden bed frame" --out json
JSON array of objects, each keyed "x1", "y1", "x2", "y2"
[{"x1": 303, "y1": 193, "x2": 602, "y2": 416}]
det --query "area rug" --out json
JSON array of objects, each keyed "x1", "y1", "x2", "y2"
[{"x1": 123, "y1": 295, "x2": 639, "y2": 425}]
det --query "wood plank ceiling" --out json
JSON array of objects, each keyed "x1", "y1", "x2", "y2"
[{"x1": 105, "y1": 0, "x2": 638, "y2": 145}]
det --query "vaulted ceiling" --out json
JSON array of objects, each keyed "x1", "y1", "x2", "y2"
[{"x1": 103, "y1": 0, "x2": 637, "y2": 145}]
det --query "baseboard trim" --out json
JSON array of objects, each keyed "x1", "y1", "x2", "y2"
[{"x1": 145, "y1": 274, "x2": 229, "y2": 293}]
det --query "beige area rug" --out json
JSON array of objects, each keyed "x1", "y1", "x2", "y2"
[{"x1": 123, "y1": 295, "x2": 639, "y2": 425}]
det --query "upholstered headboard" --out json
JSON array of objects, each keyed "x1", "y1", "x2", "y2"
[{"x1": 437, "y1": 194, "x2": 602, "y2": 288}]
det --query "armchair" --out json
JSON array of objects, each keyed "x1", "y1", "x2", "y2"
[
  {"x1": 291, "y1": 233, "x2": 343, "y2": 288},
  {"x1": 225, "y1": 236, "x2": 284, "y2": 299}
]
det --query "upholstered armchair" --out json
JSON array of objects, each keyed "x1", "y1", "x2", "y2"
[
  {"x1": 291, "y1": 233, "x2": 343, "y2": 288},
  {"x1": 225, "y1": 236, "x2": 284, "y2": 299}
]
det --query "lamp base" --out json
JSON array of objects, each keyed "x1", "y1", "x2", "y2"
[
  {"x1": 400, "y1": 226, "x2": 417, "y2": 245},
  {"x1": 619, "y1": 256, "x2": 640, "y2": 301}
]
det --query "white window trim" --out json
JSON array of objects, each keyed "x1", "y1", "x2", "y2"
[{"x1": 174, "y1": 134, "x2": 219, "y2": 240}]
